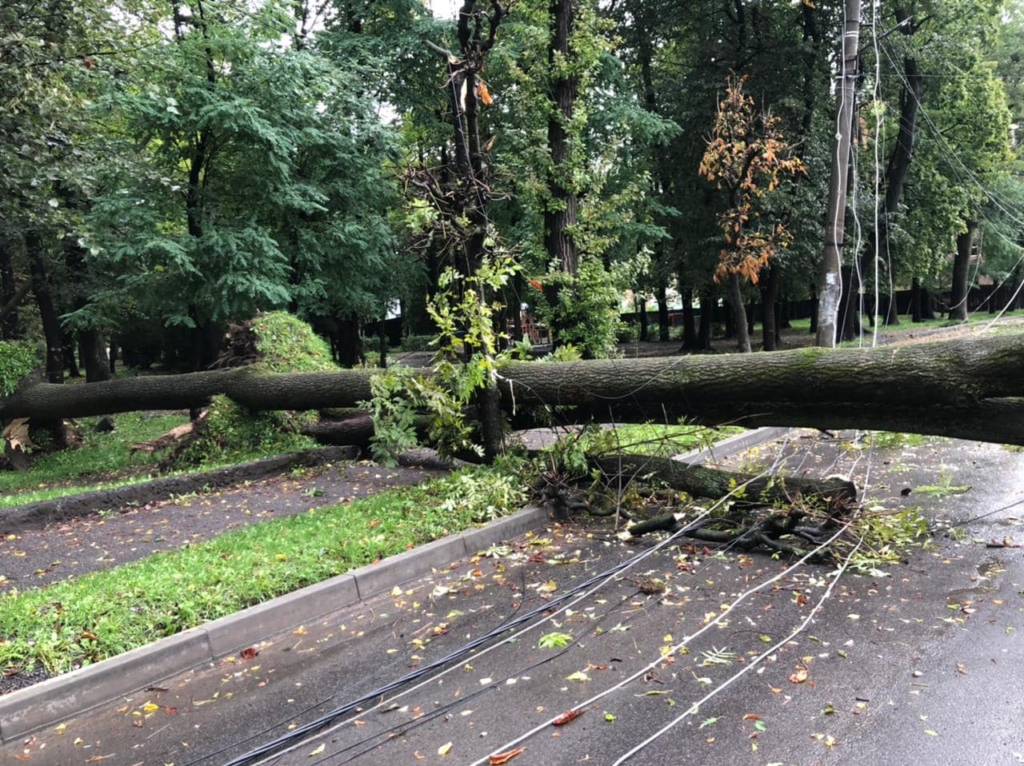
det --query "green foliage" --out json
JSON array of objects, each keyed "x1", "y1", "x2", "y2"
[
  {"x1": 0, "y1": 341, "x2": 37, "y2": 397},
  {"x1": 436, "y1": 462, "x2": 529, "y2": 523},
  {"x1": 250, "y1": 312, "x2": 336, "y2": 373},
  {"x1": 538, "y1": 631, "x2": 573, "y2": 649},
  {"x1": 178, "y1": 395, "x2": 317, "y2": 465},
  {"x1": 365, "y1": 257, "x2": 517, "y2": 464},
  {"x1": 849, "y1": 507, "x2": 931, "y2": 572},
  {"x1": 80, "y1": 3, "x2": 400, "y2": 337},
  {"x1": 178, "y1": 312, "x2": 334, "y2": 464},
  {"x1": 535, "y1": 260, "x2": 621, "y2": 358},
  {"x1": 363, "y1": 366, "x2": 423, "y2": 463}
]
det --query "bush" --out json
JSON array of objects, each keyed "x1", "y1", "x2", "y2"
[
  {"x1": 179, "y1": 313, "x2": 333, "y2": 463},
  {"x1": 0, "y1": 341, "x2": 38, "y2": 397},
  {"x1": 398, "y1": 334, "x2": 434, "y2": 352},
  {"x1": 617, "y1": 322, "x2": 640, "y2": 344}
]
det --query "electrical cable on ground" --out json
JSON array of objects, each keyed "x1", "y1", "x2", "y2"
[
  {"x1": 216, "y1": 470, "x2": 773, "y2": 766},
  {"x1": 467, "y1": 504, "x2": 864, "y2": 766},
  {"x1": 610, "y1": 531, "x2": 865, "y2": 765}
]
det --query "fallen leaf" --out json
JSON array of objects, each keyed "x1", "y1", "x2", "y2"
[
  {"x1": 438, "y1": 742, "x2": 453, "y2": 756},
  {"x1": 489, "y1": 747, "x2": 526, "y2": 765},
  {"x1": 309, "y1": 743, "x2": 326, "y2": 756},
  {"x1": 789, "y1": 667, "x2": 809, "y2": 684},
  {"x1": 552, "y1": 709, "x2": 584, "y2": 726},
  {"x1": 240, "y1": 647, "x2": 259, "y2": 661}
]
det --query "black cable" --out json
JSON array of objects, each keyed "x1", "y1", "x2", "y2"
[
  {"x1": 313, "y1": 583, "x2": 657, "y2": 765},
  {"x1": 208, "y1": 527, "x2": 684, "y2": 766}
]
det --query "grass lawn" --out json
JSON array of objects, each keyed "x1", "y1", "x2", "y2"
[
  {"x1": 0, "y1": 411, "x2": 322, "y2": 509},
  {"x1": 0, "y1": 463, "x2": 526, "y2": 675}
]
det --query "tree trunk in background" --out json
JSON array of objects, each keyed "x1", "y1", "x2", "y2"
[
  {"x1": 838, "y1": 265, "x2": 861, "y2": 342},
  {"x1": 657, "y1": 283, "x2": 670, "y2": 342},
  {"x1": 79, "y1": 331, "x2": 111, "y2": 383},
  {"x1": 728, "y1": 273, "x2": 751, "y2": 352},
  {"x1": 63, "y1": 330, "x2": 81, "y2": 378},
  {"x1": 883, "y1": 292, "x2": 900, "y2": 326},
  {"x1": 816, "y1": 0, "x2": 859, "y2": 347},
  {"x1": 63, "y1": 234, "x2": 111, "y2": 382},
  {"x1": 697, "y1": 290, "x2": 713, "y2": 350},
  {"x1": 26, "y1": 230, "x2": 64, "y2": 384},
  {"x1": 911, "y1": 278, "x2": 922, "y2": 322},
  {"x1": 0, "y1": 240, "x2": 21, "y2": 340},
  {"x1": 949, "y1": 219, "x2": 977, "y2": 322},
  {"x1": 761, "y1": 263, "x2": 781, "y2": 351},
  {"x1": 336, "y1": 315, "x2": 364, "y2": 368},
  {"x1": 545, "y1": 0, "x2": 580, "y2": 276},
  {"x1": 638, "y1": 296, "x2": 649, "y2": 341},
  {"x1": 863, "y1": 47, "x2": 923, "y2": 314},
  {"x1": 681, "y1": 286, "x2": 697, "y2": 350}
]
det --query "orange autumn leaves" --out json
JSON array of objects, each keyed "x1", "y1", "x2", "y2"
[{"x1": 699, "y1": 75, "x2": 804, "y2": 285}]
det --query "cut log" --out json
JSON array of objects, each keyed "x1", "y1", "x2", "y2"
[{"x1": 3, "y1": 334, "x2": 1024, "y2": 447}]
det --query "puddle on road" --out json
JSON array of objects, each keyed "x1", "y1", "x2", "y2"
[{"x1": 977, "y1": 558, "x2": 1007, "y2": 579}]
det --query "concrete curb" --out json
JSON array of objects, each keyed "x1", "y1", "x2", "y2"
[
  {"x1": 0, "y1": 427, "x2": 791, "y2": 743},
  {"x1": 0, "y1": 446, "x2": 360, "y2": 533},
  {"x1": 674, "y1": 426, "x2": 793, "y2": 466}
]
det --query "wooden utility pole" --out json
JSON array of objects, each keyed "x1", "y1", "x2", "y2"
[{"x1": 815, "y1": 0, "x2": 860, "y2": 347}]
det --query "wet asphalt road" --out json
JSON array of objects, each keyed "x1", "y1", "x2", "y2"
[{"x1": 6, "y1": 432, "x2": 1024, "y2": 766}]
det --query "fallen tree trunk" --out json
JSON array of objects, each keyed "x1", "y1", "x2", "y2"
[
  {"x1": 589, "y1": 454, "x2": 856, "y2": 508},
  {"x1": 4, "y1": 334, "x2": 1024, "y2": 446}
]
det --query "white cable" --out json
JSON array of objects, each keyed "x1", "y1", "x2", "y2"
[
  {"x1": 470, "y1": 508, "x2": 861, "y2": 766},
  {"x1": 255, "y1": 468, "x2": 776, "y2": 766},
  {"x1": 611, "y1": 532, "x2": 864, "y2": 764},
  {"x1": 871, "y1": 0, "x2": 883, "y2": 349}
]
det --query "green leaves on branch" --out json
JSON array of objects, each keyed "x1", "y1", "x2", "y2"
[{"x1": 365, "y1": 256, "x2": 519, "y2": 465}]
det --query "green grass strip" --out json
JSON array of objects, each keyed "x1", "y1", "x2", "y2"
[{"x1": 0, "y1": 467, "x2": 516, "y2": 676}]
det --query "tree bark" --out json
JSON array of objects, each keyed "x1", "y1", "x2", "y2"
[
  {"x1": 545, "y1": 0, "x2": 580, "y2": 276},
  {"x1": 697, "y1": 289, "x2": 713, "y2": 350},
  {"x1": 657, "y1": 283, "x2": 671, "y2": 342},
  {"x1": 0, "y1": 240, "x2": 23, "y2": 340},
  {"x1": 590, "y1": 454, "x2": 856, "y2": 508},
  {"x1": 26, "y1": 230, "x2": 64, "y2": 385},
  {"x1": 816, "y1": 0, "x2": 859, "y2": 347},
  {"x1": 760, "y1": 262, "x2": 781, "y2": 351},
  {"x1": 0, "y1": 280, "x2": 30, "y2": 336}
]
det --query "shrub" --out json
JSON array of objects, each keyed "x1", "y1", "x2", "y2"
[
  {"x1": 179, "y1": 313, "x2": 333, "y2": 463},
  {"x1": 0, "y1": 341, "x2": 38, "y2": 397}
]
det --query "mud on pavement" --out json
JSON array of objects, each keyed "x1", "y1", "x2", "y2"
[{"x1": 7, "y1": 431, "x2": 1024, "y2": 765}]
